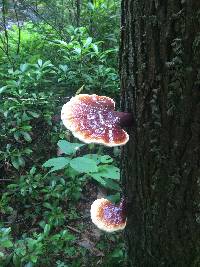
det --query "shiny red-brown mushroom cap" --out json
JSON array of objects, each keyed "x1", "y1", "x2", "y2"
[
  {"x1": 90, "y1": 198, "x2": 127, "y2": 232},
  {"x1": 61, "y1": 94, "x2": 129, "y2": 147}
]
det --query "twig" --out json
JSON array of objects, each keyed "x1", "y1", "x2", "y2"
[
  {"x1": 2, "y1": 0, "x2": 9, "y2": 55},
  {"x1": 12, "y1": 0, "x2": 21, "y2": 55},
  {"x1": 66, "y1": 225, "x2": 81, "y2": 234}
]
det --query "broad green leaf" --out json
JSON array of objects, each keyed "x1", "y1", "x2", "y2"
[
  {"x1": 22, "y1": 112, "x2": 31, "y2": 121},
  {"x1": 70, "y1": 157, "x2": 98, "y2": 173},
  {"x1": 43, "y1": 157, "x2": 70, "y2": 173},
  {"x1": 1, "y1": 240, "x2": 13, "y2": 248},
  {"x1": 20, "y1": 63, "x2": 29, "y2": 72},
  {"x1": 30, "y1": 255, "x2": 38, "y2": 263},
  {"x1": 84, "y1": 37, "x2": 92, "y2": 48},
  {"x1": 18, "y1": 156, "x2": 25, "y2": 167},
  {"x1": 57, "y1": 140, "x2": 84, "y2": 155},
  {"x1": 59, "y1": 64, "x2": 68, "y2": 72},
  {"x1": 21, "y1": 125, "x2": 32, "y2": 131},
  {"x1": 24, "y1": 148, "x2": 32, "y2": 155},
  {"x1": 100, "y1": 155, "x2": 113, "y2": 164},
  {"x1": 0, "y1": 86, "x2": 7, "y2": 94},
  {"x1": 97, "y1": 165, "x2": 120, "y2": 180},
  {"x1": 14, "y1": 131, "x2": 20, "y2": 141},
  {"x1": 6, "y1": 80, "x2": 18, "y2": 87},
  {"x1": 38, "y1": 59, "x2": 43, "y2": 67},
  {"x1": 100, "y1": 178, "x2": 120, "y2": 191},
  {"x1": 90, "y1": 173, "x2": 120, "y2": 191},
  {"x1": 92, "y1": 43, "x2": 98, "y2": 53},
  {"x1": 88, "y1": 2, "x2": 95, "y2": 10},
  {"x1": 11, "y1": 157, "x2": 20, "y2": 169},
  {"x1": 30, "y1": 167, "x2": 36, "y2": 175},
  {"x1": 42, "y1": 60, "x2": 53, "y2": 68},
  {"x1": 21, "y1": 131, "x2": 32, "y2": 142},
  {"x1": 43, "y1": 202, "x2": 53, "y2": 210},
  {"x1": 83, "y1": 154, "x2": 101, "y2": 164},
  {"x1": 1, "y1": 227, "x2": 11, "y2": 235},
  {"x1": 74, "y1": 47, "x2": 81, "y2": 54}
]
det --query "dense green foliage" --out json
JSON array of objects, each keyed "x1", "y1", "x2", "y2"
[{"x1": 0, "y1": 1, "x2": 126, "y2": 266}]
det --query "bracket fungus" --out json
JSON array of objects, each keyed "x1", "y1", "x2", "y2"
[
  {"x1": 61, "y1": 94, "x2": 133, "y2": 147},
  {"x1": 90, "y1": 198, "x2": 126, "y2": 232}
]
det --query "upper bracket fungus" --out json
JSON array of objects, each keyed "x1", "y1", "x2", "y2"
[
  {"x1": 90, "y1": 198, "x2": 126, "y2": 232},
  {"x1": 61, "y1": 94, "x2": 133, "y2": 147}
]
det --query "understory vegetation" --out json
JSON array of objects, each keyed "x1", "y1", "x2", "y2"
[{"x1": 0, "y1": 1, "x2": 126, "y2": 266}]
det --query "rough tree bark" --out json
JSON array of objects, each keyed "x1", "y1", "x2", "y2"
[{"x1": 119, "y1": 0, "x2": 200, "y2": 266}]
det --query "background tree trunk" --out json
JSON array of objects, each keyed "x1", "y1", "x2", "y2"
[{"x1": 120, "y1": 0, "x2": 200, "y2": 266}]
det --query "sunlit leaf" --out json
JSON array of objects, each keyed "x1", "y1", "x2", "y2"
[
  {"x1": 43, "y1": 157, "x2": 70, "y2": 173},
  {"x1": 70, "y1": 157, "x2": 98, "y2": 173},
  {"x1": 57, "y1": 140, "x2": 84, "y2": 155},
  {"x1": 97, "y1": 165, "x2": 120, "y2": 180}
]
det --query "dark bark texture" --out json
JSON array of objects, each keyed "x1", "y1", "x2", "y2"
[{"x1": 120, "y1": 0, "x2": 200, "y2": 266}]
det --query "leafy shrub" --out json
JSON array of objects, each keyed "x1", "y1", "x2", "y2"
[
  {"x1": 52, "y1": 26, "x2": 119, "y2": 97},
  {"x1": 43, "y1": 140, "x2": 121, "y2": 191}
]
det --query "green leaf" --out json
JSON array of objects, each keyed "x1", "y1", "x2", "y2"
[
  {"x1": 7, "y1": 80, "x2": 18, "y2": 87},
  {"x1": 44, "y1": 224, "x2": 51, "y2": 235},
  {"x1": 88, "y1": 2, "x2": 95, "y2": 10},
  {"x1": 97, "y1": 165, "x2": 120, "y2": 180},
  {"x1": 0, "y1": 86, "x2": 7, "y2": 94},
  {"x1": 24, "y1": 148, "x2": 32, "y2": 155},
  {"x1": 18, "y1": 156, "x2": 25, "y2": 167},
  {"x1": 90, "y1": 173, "x2": 120, "y2": 191},
  {"x1": 11, "y1": 157, "x2": 20, "y2": 169},
  {"x1": 1, "y1": 240, "x2": 13, "y2": 248},
  {"x1": 70, "y1": 157, "x2": 98, "y2": 173},
  {"x1": 14, "y1": 131, "x2": 20, "y2": 141},
  {"x1": 83, "y1": 154, "x2": 101, "y2": 164},
  {"x1": 30, "y1": 167, "x2": 36, "y2": 175},
  {"x1": 43, "y1": 157, "x2": 70, "y2": 173},
  {"x1": 100, "y1": 155, "x2": 113, "y2": 164},
  {"x1": 38, "y1": 59, "x2": 43, "y2": 67},
  {"x1": 57, "y1": 140, "x2": 84, "y2": 155},
  {"x1": 59, "y1": 64, "x2": 68, "y2": 72},
  {"x1": 102, "y1": 179, "x2": 120, "y2": 191},
  {"x1": 21, "y1": 131, "x2": 32, "y2": 142},
  {"x1": 30, "y1": 255, "x2": 38, "y2": 263},
  {"x1": 84, "y1": 37, "x2": 92, "y2": 48},
  {"x1": 21, "y1": 125, "x2": 32, "y2": 131},
  {"x1": 43, "y1": 202, "x2": 53, "y2": 210},
  {"x1": 27, "y1": 111, "x2": 40, "y2": 118},
  {"x1": 92, "y1": 43, "x2": 98, "y2": 53},
  {"x1": 74, "y1": 47, "x2": 81, "y2": 54},
  {"x1": 20, "y1": 63, "x2": 29, "y2": 72},
  {"x1": 22, "y1": 112, "x2": 31, "y2": 121}
]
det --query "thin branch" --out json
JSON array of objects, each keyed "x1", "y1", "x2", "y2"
[
  {"x1": 66, "y1": 225, "x2": 81, "y2": 234},
  {"x1": 12, "y1": 0, "x2": 21, "y2": 55},
  {"x1": 76, "y1": 0, "x2": 81, "y2": 27},
  {"x1": 2, "y1": 0, "x2": 9, "y2": 55}
]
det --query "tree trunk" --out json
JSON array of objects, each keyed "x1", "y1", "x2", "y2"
[{"x1": 119, "y1": 0, "x2": 200, "y2": 266}]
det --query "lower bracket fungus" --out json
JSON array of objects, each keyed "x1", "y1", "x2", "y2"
[{"x1": 90, "y1": 198, "x2": 127, "y2": 232}]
